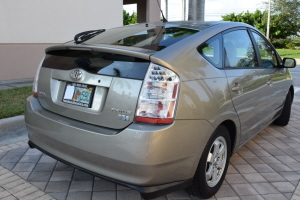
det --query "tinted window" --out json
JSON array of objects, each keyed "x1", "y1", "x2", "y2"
[
  {"x1": 42, "y1": 50, "x2": 149, "y2": 80},
  {"x1": 251, "y1": 32, "x2": 278, "y2": 68},
  {"x1": 223, "y1": 30, "x2": 258, "y2": 68},
  {"x1": 85, "y1": 25, "x2": 198, "y2": 51},
  {"x1": 198, "y1": 34, "x2": 222, "y2": 68}
]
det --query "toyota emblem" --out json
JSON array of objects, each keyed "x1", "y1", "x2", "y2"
[{"x1": 70, "y1": 69, "x2": 83, "y2": 81}]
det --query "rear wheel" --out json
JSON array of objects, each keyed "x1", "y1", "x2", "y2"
[
  {"x1": 273, "y1": 91, "x2": 292, "y2": 126},
  {"x1": 187, "y1": 125, "x2": 231, "y2": 199}
]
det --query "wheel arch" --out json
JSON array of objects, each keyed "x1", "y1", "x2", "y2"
[
  {"x1": 290, "y1": 85, "x2": 294, "y2": 103},
  {"x1": 220, "y1": 120, "x2": 237, "y2": 156}
]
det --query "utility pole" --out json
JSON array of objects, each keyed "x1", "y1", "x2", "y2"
[
  {"x1": 182, "y1": 0, "x2": 186, "y2": 21},
  {"x1": 266, "y1": 0, "x2": 271, "y2": 40},
  {"x1": 188, "y1": 0, "x2": 205, "y2": 21},
  {"x1": 165, "y1": 0, "x2": 168, "y2": 20}
]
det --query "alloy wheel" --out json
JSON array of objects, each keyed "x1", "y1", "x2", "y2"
[{"x1": 205, "y1": 136, "x2": 227, "y2": 187}]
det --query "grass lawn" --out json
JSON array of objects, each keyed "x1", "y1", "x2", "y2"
[
  {"x1": 276, "y1": 49, "x2": 300, "y2": 59},
  {"x1": 0, "y1": 86, "x2": 32, "y2": 119}
]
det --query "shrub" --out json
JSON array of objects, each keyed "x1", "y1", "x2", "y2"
[
  {"x1": 286, "y1": 42, "x2": 300, "y2": 49},
  {"x1": 286, "y1": 43, "x2": 296, "y2": 49},
  {"x1": 272, "y1": 38, "x2": 292, "y2": 48}
]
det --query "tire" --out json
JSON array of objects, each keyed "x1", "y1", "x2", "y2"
[
  {"x1": 187, "y1": 125, "x2": 231, "y2": 199},
  {"x1": 273, "y1": 90, "x2": 292, "y2": 126}
]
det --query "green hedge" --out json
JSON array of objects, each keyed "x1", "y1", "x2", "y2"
[{"x1": 272, "y1": 38, "x2": 300, "y2": 49}]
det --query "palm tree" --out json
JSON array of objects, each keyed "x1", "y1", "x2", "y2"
[{"x1": 188, "y1": 0, "x2": 205, "y2": 21}]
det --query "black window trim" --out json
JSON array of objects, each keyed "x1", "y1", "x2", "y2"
[
  {"x1": 247, "y1": 28, "x2": 263, "y2": 69},
  {"x1": 197, "y1": 26, "x2": 282, "y2": 70}
]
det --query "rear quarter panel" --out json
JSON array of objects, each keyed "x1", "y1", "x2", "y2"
[{"x1": 149, "y1": 23, "x2": 250, "y2": 151}]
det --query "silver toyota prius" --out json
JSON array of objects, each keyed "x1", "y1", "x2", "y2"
[{"x1": 25, "y1": 21, "x2": 296, "y2": 199}]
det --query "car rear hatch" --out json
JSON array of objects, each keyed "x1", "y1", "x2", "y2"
[
  {"x1": 36, "y1": 22, "x2": 200, "y2": 129},
  {"x1": 37, "y1": 46, "x2": 152, "y2": 129}
]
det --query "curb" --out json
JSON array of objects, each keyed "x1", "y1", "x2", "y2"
[
  {"x1": 0, "y1": 115, "x2": 28, "y2": 146},
  {"x1": 296, "y1": 59, "x2": 300, "y2": 65}
]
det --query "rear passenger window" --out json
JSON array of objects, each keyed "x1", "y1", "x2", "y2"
[
  {"x1": 251, "y1": 32, "x2": 278, "y2": 68},
  {"x1": 198, "y1": 34, "x2": 222, "y2": 68},
  {"x1": 223, "y1": 30, "x2": 258, "y2": 68}
]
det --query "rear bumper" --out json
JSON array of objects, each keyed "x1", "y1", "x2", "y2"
[
  {"x1": 28, "y1": 140, "x2": 192, "y2": 199},
  {"x1": 25, "y1": 96, "x2": 214, "y2": 196}
]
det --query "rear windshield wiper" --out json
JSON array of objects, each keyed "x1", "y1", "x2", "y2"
[{"x1": 74, "y1": 29, "x2": 105, "y2": 44}]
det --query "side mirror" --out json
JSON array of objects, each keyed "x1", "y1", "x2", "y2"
[{"x1": 282, "y1": 58, "x2": 296, "y2": 68}]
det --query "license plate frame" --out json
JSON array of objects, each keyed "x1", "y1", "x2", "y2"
[{"x1": 62, "y1": 82, "x2": 95, "y2": 108}]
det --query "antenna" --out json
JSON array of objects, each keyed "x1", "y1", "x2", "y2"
[{"x1": 157, "y1": 0, "x2": 168, "y2": 22}]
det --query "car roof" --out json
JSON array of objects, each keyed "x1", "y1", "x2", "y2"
[
  {"x1": 134, "y1": 21, "x2": 250, "y2": 30},
  {"x1": 47, "y1": 21, "x2": 255, "y2": 60},
  {"x1": 161, "y1": 21, "x2": 230, "y2": 30},
  {"x1": 80, "y1": 21, "x2": 248, "y2": 51}
]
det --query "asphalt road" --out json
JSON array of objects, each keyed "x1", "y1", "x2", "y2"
[
  {"x1": 289, "y1": 65, "x2": 300, "y2": 105},
  {"x1": 290, "y1": 65, "x2": 300, "y2": 87},
  {"x1": 290, "y1": 65, "x2": 300, "y2": 89}
]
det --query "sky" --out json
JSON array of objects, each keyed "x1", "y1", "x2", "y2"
[{"x1": 123, "y1": 0, "x2": 267, "y2": 21}]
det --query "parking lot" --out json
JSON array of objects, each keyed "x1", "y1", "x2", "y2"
[{"x1": 0, "y1": 65, "x2": 300, "y2": 200}]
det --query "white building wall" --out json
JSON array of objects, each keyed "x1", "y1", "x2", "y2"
[
  {"x1": 0, "y1": 0, "x2": 123, "y2": 43},
  {"x1": 0, "y1": 0, "x2": 123, "y2": 80}
]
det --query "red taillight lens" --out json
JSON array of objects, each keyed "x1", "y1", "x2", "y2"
[
  {"x1": 135, "y1": 63, "x2": 180, "y2": 124},
  {"x1": 135, "y1": 117, "x2": 174, "y2": 124},
  {"x1": 33, "y1": 92, "x2": 38, "y2": 98}
]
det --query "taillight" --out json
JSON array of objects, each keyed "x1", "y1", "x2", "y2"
[
  {"x1": 135, "y1": 63, "x2": 180, "y2": 124},
  {"x1": 32, "y1": 56, "x2": 45, "y2": 98}
]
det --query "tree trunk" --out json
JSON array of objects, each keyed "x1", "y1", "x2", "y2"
[{"x1": 188, "y1": 0, "x2": 205, "y2": 21}]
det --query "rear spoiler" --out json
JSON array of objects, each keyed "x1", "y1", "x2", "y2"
[{"x1": 45, "y1": 44, "x2": 156, "y2": 60}]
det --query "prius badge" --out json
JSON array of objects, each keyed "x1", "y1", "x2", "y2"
[
  {"x1": 70, "y1": 69, "x2": 83, "y2": 81},
  {"x1": 111, "y1": 108, "x2": 132, "y2": 121}
]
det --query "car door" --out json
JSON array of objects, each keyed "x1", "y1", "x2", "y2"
[
  {"x1": 250, "y1": 30, "x2": 289, "y2": 122},
  {"x1": 223, "y1": 29, "x2": 270, "y2": 145}
]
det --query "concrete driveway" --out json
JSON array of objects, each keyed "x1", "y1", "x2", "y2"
[{"x1": 0, "y1": 66, "x2": 300, "y2": 200}]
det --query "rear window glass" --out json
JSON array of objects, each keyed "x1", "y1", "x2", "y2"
[
  {"x1": 85, "y1": 25, "x2": 199, "y2": 51},
  {"x1": 42, "y1": 50, "x2": 149, "y2": 80}
]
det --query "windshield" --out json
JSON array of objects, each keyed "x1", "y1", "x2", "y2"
[{"x1": 84, "y1": 24, "x2": 199, "y2": 51}]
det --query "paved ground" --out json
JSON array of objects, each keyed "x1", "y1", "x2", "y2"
[
  {"x1": 1, "y1": 66, "x2": 300, "y2": 200},
  {"x1": 3, "y1": 116, "x2": 300, "y2": 200},
  {"x1": 0, "y1": 141, "x2": 54, "y2": 200}
]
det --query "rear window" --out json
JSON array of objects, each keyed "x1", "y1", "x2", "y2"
[
  {"x1": 42, "y1": 50, "x2": 149, "y2": 80},
  {"x1": 85, "y1": 25, "x2": 199, "y2": 51}
]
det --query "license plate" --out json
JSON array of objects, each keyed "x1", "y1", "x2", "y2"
[{"x1": 62, "y1": 82, "x2": 95, "y2": 108}]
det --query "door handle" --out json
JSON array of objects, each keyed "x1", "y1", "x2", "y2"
[{"x1": 231, "y1": 83, "x2": 243, "y2": 95}]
